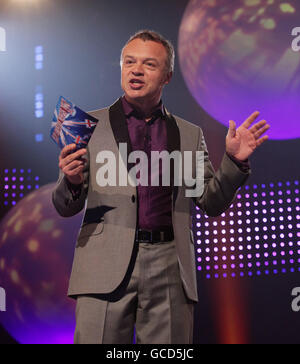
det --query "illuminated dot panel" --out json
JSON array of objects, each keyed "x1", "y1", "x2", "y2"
[
  {"x1": 2, "y1": 169, "x2": 40, "y2": 207},
  {"x1": 194, "y1": 180, "x2": 300, "y2": 279}
]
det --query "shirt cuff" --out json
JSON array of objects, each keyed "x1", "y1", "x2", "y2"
[{"x1": 226, "y1": 152, "x2": 250, "y2": 173}]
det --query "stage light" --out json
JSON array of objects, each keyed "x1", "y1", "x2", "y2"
[
  {"x1": 0, "y1": 27, "x2": 6, "y2": 52},
  {"x1": 35, "y1": 134, "x2": 43, "y2": 142},
  {"x1": 194, "y1": 179, "x2": 300, "y2": 279},
  {"x1": 35, "y1": 46, "x2": 43, "y2": 70},
  {"x1": 1, "y1": 169, "x2": 40, "y2": 209},
  {"x1": 35, "y1": 86, "x2": 44, "y2": 118}
]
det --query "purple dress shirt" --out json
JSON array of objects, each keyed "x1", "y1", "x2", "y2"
[{"x1": 121, "y1": 96, "x2": 173, "y2": 230}]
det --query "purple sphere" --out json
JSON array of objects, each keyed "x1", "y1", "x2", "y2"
[
  {"x1": 0, "y1": 183, "x2": 84, "y2": 344},
  {"x1": 178, "y1": 0, "x2": 300, "y2": 140}
]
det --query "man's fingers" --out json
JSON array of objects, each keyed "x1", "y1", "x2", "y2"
[
  {"x1": 67, "y1": 165, "x2": 85, "y2": 177},
  {"x1": 249, "y1": 120, "x2": 267, "y2": 133},
  {"x1": 59, "y1": 152, "x2": 86, "y2": 170},
  {"x1": 60, "y1": 144, "x2": 77, "y2": 160},
  {"x1": 242, "y1": 111, "x2": 260, "y2": 129},
  {"x1": 59, "y1": 147, "x2": 87, "y2": 168},
  {"x1": 65, "y1": 148, "x2": 87, "y2": 165},
  {"x1": 227, "y1": 120, "x2": 236, "y2": 138},
  {"x1": 65, "y1": 159, "x2": 85, "y2": 171},
  {"x1": 254, "y1": 124, "x2": 270, "y2": 139},
  {"x1": 60, "y1": 144, "x2": 87, "y2": 159},
  {"x1": 62, "y1": 160, "x2": 85, "y2": 174},
  {"x1": 256, "y1": 135, "x2": 269, "y2": 147}
]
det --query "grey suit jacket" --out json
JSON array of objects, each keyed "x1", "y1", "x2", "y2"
[{"x1": 52, "y1": 98, "x2": 251, "y2": 302}]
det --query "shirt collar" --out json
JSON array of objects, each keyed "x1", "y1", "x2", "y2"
[{"x1": 121, "y1": 95, "x2": 165, "y2": 120}]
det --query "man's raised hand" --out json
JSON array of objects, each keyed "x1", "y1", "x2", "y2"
[{"x1": 226, "y1": 111, "x2": 270, "y2": 161}]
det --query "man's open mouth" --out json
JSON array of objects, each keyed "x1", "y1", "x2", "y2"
[{"x1": 129, "y1": 79, "x2": 145, "y2": 89}]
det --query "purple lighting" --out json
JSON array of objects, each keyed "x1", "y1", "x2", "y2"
[
  {"x1": 2, "y1": 169, "x2": 40, "y2": 209},
  {"x1": 194, "y1": 179, "x2": 300, "y2": 279}
]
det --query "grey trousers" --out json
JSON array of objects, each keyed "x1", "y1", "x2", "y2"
[{"x1": 74, "y1": 240, "x2": 195, "y2": 344}]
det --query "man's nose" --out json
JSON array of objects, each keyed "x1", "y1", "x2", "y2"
[{"x1": 132, "y1": 63, "x2": 144, "y2": 75}]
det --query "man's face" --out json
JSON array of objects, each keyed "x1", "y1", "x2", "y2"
[{"x1": 121, "y1": 38, "x2": 172, "y2": 106}]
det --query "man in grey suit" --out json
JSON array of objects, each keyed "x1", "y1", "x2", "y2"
[{"x1": 52, "y1": 30, "x2": 270, "y2": 344}]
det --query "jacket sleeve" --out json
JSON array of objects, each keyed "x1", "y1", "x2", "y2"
[
  {"x1": 52, "y1": 148, "x2": 90, "y2": 217},
  {"x1": 192, "y1": 127, "x2": 251, "y2": 217}
]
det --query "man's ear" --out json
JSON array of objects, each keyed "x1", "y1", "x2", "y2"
[{"x1": 164, "y1": 71, "x2": 173, "y2": 85}]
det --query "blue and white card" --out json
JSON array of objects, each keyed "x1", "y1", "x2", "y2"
[{"x1": 50, "y1": 96, "x2": 98, "y2": 150}]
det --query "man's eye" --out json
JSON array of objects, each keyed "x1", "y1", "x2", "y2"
[{"x1": 147, "y1": 63, "x2": 155, "y2": 67}]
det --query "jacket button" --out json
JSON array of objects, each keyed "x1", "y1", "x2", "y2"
[{"x1": 131, "y1": 195, "x2": 136, "y2": 203}]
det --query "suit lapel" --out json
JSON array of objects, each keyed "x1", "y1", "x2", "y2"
[
  {"x1": 109, "y1": 98, "x2": 135, "y2": 175},
  {"x1": 164, "y1": 108, "x2": 181, "y2": 155},
  {"x1": 164, "y1": 108, "x2": 181, "y2": 204}
]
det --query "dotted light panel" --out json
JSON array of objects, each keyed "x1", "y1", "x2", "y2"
[
  {"x1": 194, "y1": 180, "x2": 300, "y2": 279},
  {"x1": 35, "y1": 45, "x2": 44, "y2": 143},
  {"x1": 3, "y1": 169, "x2": 40, "y2": 207},
  {"x1": 35, "y1": 45, "x2": 43, "y2": 70},
  {"x1": 35, "y1": 86, "x2": 44, "y2": 120}
]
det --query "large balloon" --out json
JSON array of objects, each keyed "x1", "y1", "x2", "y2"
[
  {"x1": 0, "y1": 184, "x2": 83, "y2": 344},
  {"x1": 178, "y1": 0, "x2": 300, "y2": 140}
]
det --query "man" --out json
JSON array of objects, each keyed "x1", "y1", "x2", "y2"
[{"x1": 52, "y1": 30, "x2": 270, "y2": 344}]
